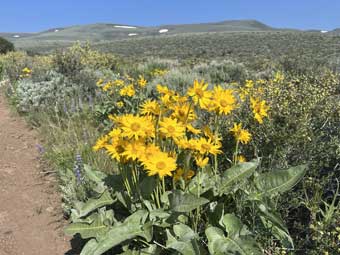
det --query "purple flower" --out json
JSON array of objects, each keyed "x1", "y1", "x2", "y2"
[
  {"x1": 63, "y1": 101, "x2": 68, "y2": 113},
  {"x1": 36, "y1": 144, "x2": 45, "y2": 154},
  {"x1": 74, "y1": 153, "x2": 84, "y2": 184}
]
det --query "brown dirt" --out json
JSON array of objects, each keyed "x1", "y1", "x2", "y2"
[{"x1": 0, "y1": 94, "x2": 72, "y2": 255}]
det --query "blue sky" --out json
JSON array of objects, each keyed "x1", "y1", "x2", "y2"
[{"x1": 0, "y1": 0, "x2": 339, "y2": 32}]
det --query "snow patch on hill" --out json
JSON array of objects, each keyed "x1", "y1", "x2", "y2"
[{"x1": 115, "y1": 25, "x2": 137, "y2": 29}]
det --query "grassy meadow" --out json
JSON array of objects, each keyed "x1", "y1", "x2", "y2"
[{"x1": 0, "y1": 27, "x2": 340, "y2": 254}]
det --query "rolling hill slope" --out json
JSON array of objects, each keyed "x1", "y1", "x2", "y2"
[{"x1": 1, "y1": 20, "x2": 277, "y2": 51}]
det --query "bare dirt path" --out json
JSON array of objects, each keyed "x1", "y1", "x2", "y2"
[{"x1": 0, "y1": 94, "x2": 71, "y2": 255}]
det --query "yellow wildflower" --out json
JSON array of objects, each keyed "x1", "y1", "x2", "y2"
[
  {"x1": 104, "y1": 139, "x2": 126, "y2": 162},
  {"x1": 159, "y1": 117, "x2": 185, "y2": 139},
  {"x1": 140, "y1": 100, "x2": 161, "y2": 116},
  {"x1": 103, "y1": 81, "x2": 113, "y2": 91},
  {"x1": 171, "y1": 103, "x2": 196, "y2": 123},
  {"x1": 108, "y1": 128, "x2": 122, "y2": 138},
  {"x1": 139, "y1": 144, "x2": 162, "y2": 162},
  {"x1": 186, "y1": 124, "x2": 201, "y2": 135},
  {"x1": 93, "y1": 135, "x2": 110, "y2": 151},
  {"x1": 187, "y1": 80, "x2": 212, "y2": 109},
  {"x1": 195, "y1": 155, "x2": 209, "y2": 168},
  {"x1": 116, "y1": 101, "x2": 124, "y2": 108},
  {"x1": 230, "y1": 123, "x2": 251, "y2": 144},
  {"x1": 250, "y1": 97, "x2": 270, "y2": 124},
  {"x1": 174, "y1": 137, "x2": 193, "y2": 150},
  {"x1": 138, "y1": 75, "x2": 147, "y2": 88},
  {"x1": 191, "y1": 137, "x2": 222, "y2": 155},
  {"x1": 118, "y1": 115, "x2": 155, "y2": 139},
  {"x1": 157, "y1": 84, "x2": 173, "y2": 95},
  {"x1": 213, "y1": 86, "x2": 237, "y2": 115},
  {"x1": 113, "y1": 79, "x2": 125, "y2": 87},
  {"x1": 245, "y1": 80, "x2": 254, "y2": 89},
  {"x1": 22, "y1": 67, "x2": 32, "y2": 74},
  {"x1": 120, "y1": 85, "x2": 135, "y2": 97},
  {"x1": 96, "y1": 78, "x2": 104, "y2": 86},
  {"x1": 203, "y1": 126, "x2": 215, "y2": 140},
  {"x1": 142, "y1": 151, "x2": 177, "y2": 179},
  {"x1": 237, "y1": 155, "x2": 247, "y2": 163},
  {"x1": 121, "y1": 140, "x2": 146, "y2": 161}
]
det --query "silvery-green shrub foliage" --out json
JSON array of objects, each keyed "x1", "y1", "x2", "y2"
[{"x1": 16, "y1": 71, "x2": 75, "y2": 112}]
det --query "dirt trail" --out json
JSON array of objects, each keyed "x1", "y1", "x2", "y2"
[{"x1": 0, "y1": 94, "x2": 71, "y2": 255}]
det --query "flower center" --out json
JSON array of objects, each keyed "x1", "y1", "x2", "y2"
[
  {"x1": 201, "y1": 144, "x2": 211, "y2": 151},
  {"x1": 178, "y1": 109, "x2": 186, "y2": 117},
  {"x1": 131, "y1": 123, "x2": 141, "y2": 131},
  {"x1": 195, "y1": 88, "x2": 204, "y2": 97},
  {"x1": 167, "y1": 126, "x2": 176, "y2": 133},
  {"x1": 156, "y1": 161, "x2": 166, "y2": 170},
  {"x1": 220, "y1": 99, "x2": 228, "y2": 107}
]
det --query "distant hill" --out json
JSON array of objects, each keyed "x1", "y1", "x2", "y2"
[
  {"x1": 0, "y1": 32, "x2": 33, "y2": 41},
  {"x1": 329, "y1": 28, "x2": 340, "y2": 35},
  {"x1": 1, "y1": 20, "x2": 277, "y2": 51}
]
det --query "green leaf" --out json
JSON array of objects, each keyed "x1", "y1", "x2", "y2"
[
  {"x1": 169, "y1": 190, "x2": 209, "y2": 213},
  {"x1": 83, "y1": 164, "x2": 107, "y2": 184},
  {"x1": 205, "y1": 226, "x2": 262, "y2": 255},
  {"x1": 80, "y1": 239, "x2": 99, "y2": 255},
  {"x1": 83, "y1": 164, "x2": 107, "y2": 194},
  {"x1": 219, "y1": 161, "x2": 258, "y2": 194},
  {"x1": 73, "y1": 190, "x2": 115, "y2": 218},
  {"x1": 139, "y1": 176, "x2": 157, "y2": 199},
  {"x1": 166, "y1": 224, "x2": 204, "y2": 255},
  {"x1": 254, "y1": 164, "x2": 307, "y2": 197},
  {"x1": 80, "y1": 210, "x2": 151, "y2": 255},
  {"x1": 257, "y1": 202, "x2": 294, "y2": 249},
  {"x1": 221, "y1": 214, "x2": 250, "y2": 238},
  {"x1": 65, "y1": 213, "x2": 110, "y2": 239},
  {"x1": 118, "y1": 245, "x2": 160, "y2": 255}
]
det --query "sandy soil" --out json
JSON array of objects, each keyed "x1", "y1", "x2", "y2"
[{"x1": 0, "y1": 94, "x2": 72, "y2": 255}]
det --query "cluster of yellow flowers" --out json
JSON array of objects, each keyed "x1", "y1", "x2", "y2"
[
  {"x1": 150, "y1": 68, "x2": 168, "y2": 77},
  {"x1": 96, "y1": 74, "x2": 147, "y2": 97},
  {"x1": 94, "y1": 77, "x2": 270, "y2": 182},
  {"x1": 20, "y1": 67, "x2": 32, "y2": 78}
]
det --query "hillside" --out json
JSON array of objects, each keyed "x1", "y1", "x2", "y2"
[
  {"x1": 3, "y1": 20, "x2": 276, "y2": 51},
  {"x1": 329, "y1": 28, "x2": 340, "y2": 35}
]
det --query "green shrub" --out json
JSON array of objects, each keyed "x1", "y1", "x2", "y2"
[{"x1": 0, "y1": 37, "x2": 14, "y2": 54}]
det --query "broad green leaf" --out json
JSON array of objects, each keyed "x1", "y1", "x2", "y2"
[
  {"x1": 166, "y1": 224, "x2": 204, "y2": 255},
  {"x1": 83, "y1": 164, "x2": 107, "y2": 184},
  {"x1": 219, "y1": 161, "x2": 258, "y2": 194},
  {"x1": 119, "y1": 244, "x2": 160, "y2": 255},
  {"x1": 169, "y1": 190, "x2": 209, "y2": 212},
  {"x1": 258, "y1": 202, "x2": 294, "y2": 249},
  {"x1": 80, "y1": 239, "x2": 99, "y2": 255},
  {"x1": 65, "y1": 213, "x2": 109, "y2": 239},
  {"x1": 221, "y1": 214, "x2": 247, "y2": 238},
  {"x1": 208, "y1": 202, "x2": 224, "y2": 227},
  {"x1": 83, "y1": 164, "x2": 107, "y2": 194},
  {"x1": 139, "y1": 176, "x2": 157, "y2": 199},
  {"x1": 74, "y1": 190, "x2": 115, "y2": 218},
  {"x1": 80, "y1": 210, "x2": 151, "y2": 255},
  {"x1": 255, "y1": 164, "x2": 307, "y2": 197},
  {"x1": 206, "y1": 226, "x2": 262, "y2": 255}
]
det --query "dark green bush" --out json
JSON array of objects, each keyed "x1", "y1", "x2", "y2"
[{"x1": 0, "y1": 37, "x2": 14, "y2": 54}]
